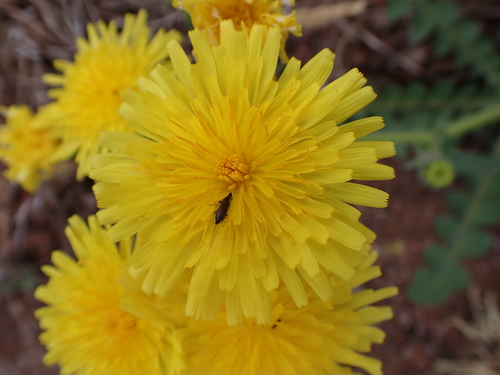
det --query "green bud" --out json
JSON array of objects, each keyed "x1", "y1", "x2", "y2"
[{"x1": 424, "y1": 160, "x2": 455, "y2": 189}]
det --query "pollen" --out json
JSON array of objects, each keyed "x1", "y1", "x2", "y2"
[{"x1": 215, "y1": 154, "x2": 250, "y2": 188}]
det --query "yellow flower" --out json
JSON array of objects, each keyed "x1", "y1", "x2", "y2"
[
  {"x1": 178, "y1": 251, "x2": 397, "y2": 375},
  {"x1": 121, "y1": 268, "x2": 195, "y2": 375},
  {"x1": 172, "y1": 0, "x2": 301, "y2": 60},
  {"x1": 43, "y1": 10, "x2": 181, "y2": 180},
  {"x1": 0, "y1": 104, "x2": 60, "y2": 192},
  {"x1": 34, "y1": 215, "x2": 176, "y2": 375},
  {"x1": 91, "y1": 21, "x2": 395, "y2": 325}
]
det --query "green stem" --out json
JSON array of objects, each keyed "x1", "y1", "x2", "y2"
[
  {"x1": 376, "y1": 97, "x2": 497, "y2": 112},
  {"x1": 445, "y1": 105, "x2": 500, "y2": 137},
  {"x1": 368, "y1": 105, "x2": 500, "y2": 144},
  {"x1": 364, "y1": 130, "x2": 434, "y2": 144}
]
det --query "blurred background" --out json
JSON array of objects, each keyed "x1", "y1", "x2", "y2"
[{"x1": 0, "y1": 0, "x2": 499, "y2": 374}]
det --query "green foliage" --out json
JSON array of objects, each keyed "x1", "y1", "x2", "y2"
[
  {"x1": 388, "y1": 0, "x2": 500, "y2": 86},
  {"x1": 409, "y1": 264, "x2": 469, "y2": 305},
  {"x1": 373, "y1": 81, "x2": 499, "y2": 113},
  {"x1": 360, "y1": 80, "x2": 500, "y2": 169},
  {"x1": 377, "y1": 0, "x2": 500, "y2": 306},
  {"x1": 386, "y1": 0, "x2": 413, "y2": 22},
  {"x1": 182, "y1": 10, "x2": 194, "y2": 30},
  {"x1": 408, "y1": 140, "x2": 500, "y2": 305},
  {"x1": 0, "y1": 262, "x2": 39, "y2": 298}
]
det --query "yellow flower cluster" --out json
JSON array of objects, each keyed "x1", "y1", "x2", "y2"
[
  {"x1": 0, "y1": 1, "x2": 400, "y2": 374},
  {"x1": 0, "y1": 11, "x2": 181, "y2": 186},
  {"x1": 36, "y1": 216, "x2": 397, "y2": 375}
]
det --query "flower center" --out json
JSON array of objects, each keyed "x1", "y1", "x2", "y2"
[
  {"x1": 103, "y1": 309, "x2": 139, "y2": 340},
  {"x1": 215, "y1": 154, "x2": 250, "y2": 189},
  {"x1": 217, "y1": 3, "x2": 254, "y2": 27}
]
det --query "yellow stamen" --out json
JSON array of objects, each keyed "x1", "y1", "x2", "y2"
[{"x1": 215, "y1": 154, "x2": 251, "y2": 189}]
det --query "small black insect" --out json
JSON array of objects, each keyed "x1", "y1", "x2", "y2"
[{"x1": 214, "y1": 192, "x2": 232, "y2": 225}]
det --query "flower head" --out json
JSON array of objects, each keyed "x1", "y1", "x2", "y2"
[
  {"x1": 34, "y1": 215, "x2": 176, "y2": 375},
  {"x1": 43, "y1": 10, "x2": 181, "y2": 180},
  {"x1": 178, "y1": 251, "x2": 397, "y2": 375},
  {"x1": 172, "y1": 0, "x2": 301, "y2": 60},
  {"x1": 91, "y1": 21, "x2": 395, "y2": 325},
  {"x1": 0, "y1": 104, "x2": 60, "y2": 192}
]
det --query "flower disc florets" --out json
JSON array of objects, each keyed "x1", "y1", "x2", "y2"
[
  {"x1": 91, "y1": 21, "x2": 395, "y2": 325},
  {"x1": 43, "y1": 10, "x2": 181, "y2": 180},
  {"x1": 215, "y1": 154, "x2": 251, "y2": 186}
]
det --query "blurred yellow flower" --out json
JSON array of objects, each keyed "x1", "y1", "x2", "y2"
[
  {"x1": 166, "y1": 251, "x2": 397, "y2": 375},
  {"x1": 173, "y1": 0, "x2": 301, "y2": 60},
  {"x1": 91, "y1": 21, "x2": 395, "y2": 325},
  {"x1": 35, "y1": 215, "x2": 177, "y2": 375},
  {"x1": 43, "y1": 10, "x2": 181, "y2": 180},
  {"x1": 0, "y1": 104, "x2": 60, "y2": 192}
]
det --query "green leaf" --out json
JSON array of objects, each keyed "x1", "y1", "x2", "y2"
[
  {"x1": 409, "y1": 111, "x2": 434, "y2": 130},
  {"x1": 386, "y1": 0, "x2": 414, "y2": 22},
  {"x1": 430, "y1": 80, "x2": 454, "y2": 99},
  {"x1": 475, "y1": 39, "x2": 495, "y2": 56},
  {"x1": 450, "y1": 151, "x2": 495, "y2": 177},
  {"x1": 433, "y1": 0, "x2": 460, "y2": 23},
  {"x1": 410, "y1": 10, "x2": 434, "y2": 44},
  {"x1": 447, "y1": 191, "x2": 500, "y2": 227},
  {"x1": 379, "y1": 110, "x2": 396, "y2": 127},
  {"x1": 446, "y1": 191, "x2": 468, "y2": 216},
  {"x1": 407, "y1": 0, "x2": 500, "y2": 85},
  {"x1": 409, "y1": 263, "x2": 470, "y2": 305},
  {"x1": 406, "y1": 82, "x2": 427, "y2": 100},
  {"x1": 485, "y1": 176, "x2": 500, "y2": 198},
  {"x1": 433, "y1": 30, "x2": 454, "y2": 57},
  {"x1": 182, "y1": 11, "x2": 193, "y2": 30},
  {"x1": 454, "y1": 48, "x2": 470, "y2": 69},
  {"x1": 19, "y1": 269, "x2": 38, "y2": 292},
  {"x1": 472, "y1": 200, "x2": 500, "y2": 227},
  {"x1": 409, "y1": 269, "x2": 447, "y2": 305},
  {"x1": 456, "y1": 20, "x2": 481, "y2": 43},
  {"x1": 434, "y1": 215, "x2": 459, "y2": 243},
  {"x1": 384, "y1": 84, "x2": 404, "y2": 101},
  {"x1": 457, "y1": 84, "x2": 478, "y2": 99},
  {"x1": 423, "y1": 245, "x2": 447, "y2": 267},
  {"x1": 394, "y1": 143, "x2": 409, "y2": 158},
  {"x1": 458, "y1": 230, "x2": 492, "y2": 258}
]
